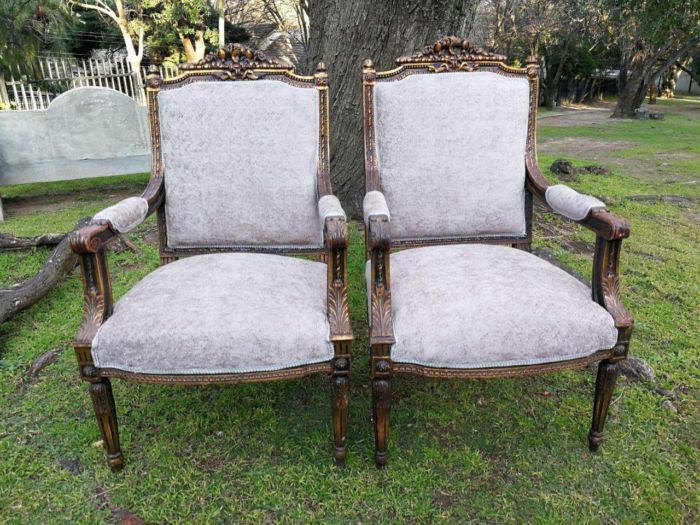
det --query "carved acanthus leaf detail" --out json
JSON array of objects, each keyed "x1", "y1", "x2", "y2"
[
  {"x1": 396, "y1": 36, "x2": 506, "y2": 66},
  {"x1": 601, "y1": 274, "x2": 633, "y2": 328},
  {"x1": 75, "y1": 288, "x2": 105, "y2": 344},
  {"x1": 370, "y1": 287, "x2": 395, "y2": 342},
  {"x1": 328, "y1": 284, "x2": 352, "y2": 338}
]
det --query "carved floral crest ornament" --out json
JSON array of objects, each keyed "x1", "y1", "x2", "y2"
[
  {"x1": 178, "y1": 43, "x2": 293, "y2": 80},
  {"x1": 396, "y1": 35, "x2": 507, "y2": 72}
]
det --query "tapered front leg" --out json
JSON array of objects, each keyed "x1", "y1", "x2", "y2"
[
  {"x1": 89, "y1": 378, "x2": 124, "y2": 471},
  {"x1": 331, "y1": 356, "x2": 349, "y2": 466},
  {"x1": 372, "y1": 357, "x2": 391, "y2": 467},
  {"x1": 588, "y1": 360, "x2": 619, "y2": 451}
]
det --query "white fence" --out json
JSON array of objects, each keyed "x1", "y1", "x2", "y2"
[{"x1": 0, "y1": 56, "x2": 180, "y2": 111}]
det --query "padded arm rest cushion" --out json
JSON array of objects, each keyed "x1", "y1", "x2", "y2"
[
  {"x1": 363, "y1": 191, "x2": 391, "y2": 224},
  {"x1": 545, "y1": 184, "x2": 606, "y2": 221},
  {"x1": 93, "y1": 197, "x2": 149, "y2": 233},
  {"x1": 318, "y1": 194, "x2": 347, "y2": 223}
]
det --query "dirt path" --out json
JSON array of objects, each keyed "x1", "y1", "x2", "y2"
[
  {"x1": 538, "y1": 98, "x2": 700, "y2": 183},
  {"x1": 1, "y1": 186, "x2": 140, "y2": 220}
]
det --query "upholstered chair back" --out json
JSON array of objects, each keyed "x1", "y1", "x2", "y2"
[
  {"x1": 371, "y1": 70, "x2": 531, "y2": 241},
  {"x1": 155, "y1": 77, "x2": 322, "y2": 249}
]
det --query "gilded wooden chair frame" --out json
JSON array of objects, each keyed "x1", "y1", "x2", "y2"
[
  {"x1": 362, "y1": 36, "x2": 633, "y2": 466},
  {"x1": 70, "y1": 44, "x2": 353, "y2": 470}
]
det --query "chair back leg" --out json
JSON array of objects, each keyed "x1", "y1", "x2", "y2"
[
  {"x1": 89, "y1": 378, "x2": 124, "y2": 471},
  {"x1": 588, "y1": 359, "x2": 619, "y2": 451}
]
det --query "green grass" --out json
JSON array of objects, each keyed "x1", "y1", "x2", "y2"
[{"x1": 1, "y1": 102, "x2": 699, "y2": 523}]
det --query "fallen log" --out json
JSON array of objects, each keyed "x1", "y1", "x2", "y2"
[
  {"x1": 0, "y1": 217, "x2": 90, "y2": 324},
  {"x1": 0, "y1": 231, "x2": 66, "y2": 251}
]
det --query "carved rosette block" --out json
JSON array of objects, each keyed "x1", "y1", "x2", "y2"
[
  {"x1": 314, "y1": 62, "x2": 329, "y2": 87},
  {"x1": 146, "y1": 64, "x2": 162, "y2": 90}
]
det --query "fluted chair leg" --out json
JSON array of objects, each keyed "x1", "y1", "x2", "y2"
[
  {"x1": 331, "y1": 373, "x2": 349, "y2": 466},
  {"x1": 373, "y1": 375, "x2": 391, "y2": 467},
  {"x1": 588, "y1": 360, "x2": 619, "y2": 452},
  {"x1": 89, "y1": 378, "x2": 124, "y2": 471}
]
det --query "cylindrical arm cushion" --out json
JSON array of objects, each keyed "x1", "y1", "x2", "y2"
[
  {"x1": 318, "y1": 195, "x2": 346, "y2": 242},
  {"x1": 363, "y1": 191, "x2": 391, "y2": 225},
  {"x1": 545, "y1": 184, "x2": 606, "y2": 221},
  {"x1": 318, "y1": 194, "x2": 346, "y2": 223},
  {"x1": 93, "y1": 197, "x2": 149, "y2": 233}
]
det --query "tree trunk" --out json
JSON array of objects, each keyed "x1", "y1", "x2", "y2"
[
  {"x1": 613, "y1": 37, "x2": 700, "y2": 118},
  {"x1": 180, "y1": 34, "x2": 199, "y2": 63},
  {"x1": 0, "y1": 217, "x2": 89, "y2": 324},
  {"x1": 217, "y1": 0, "x2": 225, "y2": 49},
  {"x1": 0, "y1": 231, "x2": 65, "y2": 251},
  {"x1": 194, "y1": 30, "x2": 207, "y2": 61},
  {"x1": 309, "y1": 0, "x2": 479, "y2": 217},
  {"x1": 612, "y1": 58, "x2": 650, "y2": 118}
]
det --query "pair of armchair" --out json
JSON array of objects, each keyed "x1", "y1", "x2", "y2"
[{"x1": 70, "y1": 39, "x2": 632, "y2": 470}]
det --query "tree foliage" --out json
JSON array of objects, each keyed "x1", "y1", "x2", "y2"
[
  {"x1": 605, "y1": 0, "x2": 700, "y2": 117},
  {"x1": 0, "y1": 0, "x2": 71, "y2": 72},
  {"x1": 474, "y1": 0, "x2": 700, "y2": 115},
  {"x1": 147, "y1": 0, "x2": 249, "y2": 63}
]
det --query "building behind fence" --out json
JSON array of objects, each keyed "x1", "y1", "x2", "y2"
[{"x1": 0, "y1": 55, "x2": 178, "y2": 111}]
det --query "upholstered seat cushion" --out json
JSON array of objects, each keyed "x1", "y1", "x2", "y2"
[
  {"x1": 366, "y1": 244, "x2": 618, "y2": 369},
  {"x1": 93, "y1": 253, "x2": 333, "y2": 374}
]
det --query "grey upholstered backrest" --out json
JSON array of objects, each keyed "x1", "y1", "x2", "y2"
[
  {"x1": 157, "y1": 80, "x2": 320, "y2": 248},
  {"x1": 373, "y1": 71, "x2": 530, "y2": 240}
]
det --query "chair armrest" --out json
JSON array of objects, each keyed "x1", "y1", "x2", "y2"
[
  {"x1": 364, "y1": 191, "x2": 391, "y2": 251},
  {"x1": 526, "y1": 160, "x2": 633, "y2": 353},
  {"x1": 320, "y1": 195, "x2": 348, "y2": 249},
  {"x1": 319, "y1": 195, "x2": 348, "y2": 248},
  {"x1": 320, "y1": 195, "x2": 353, "y2": 342},
  {"x1": 363, "y1": 191, "x2": 395, "y2": 346},
  {"x1": 526, "y1": 161, "x2": 630, "y2": 240},
  {"x1": 363, "y1": 190, "x2": 391, "y2": 224},
  {"x1": 69, "y1": 196, "x2": 151, "y2": 357},
  {"x1": 93, "y1": 196, "x2": 149, "y2": 233},
  {"x1": 545, "y1": 185, "x2": 605, "y2": 221}
]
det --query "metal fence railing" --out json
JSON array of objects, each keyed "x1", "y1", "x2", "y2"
[{"x1": 0, "y1": 56, "x2": 180, "y2": 111}]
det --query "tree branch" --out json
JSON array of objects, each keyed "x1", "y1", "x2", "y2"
[
  {"x1": 652, "y1": 37, "x2": 700, "y2": 82},
  {"x1": 68, "y1": 0, "x2": 118, "y2": 23},
  {"x1": 0, "y1": 217, "x2": 90, "y2": 324},
  {"x1": 675, "y1": 60, "x2": 700, "y2": 85}
]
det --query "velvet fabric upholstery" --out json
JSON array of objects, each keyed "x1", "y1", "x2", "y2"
[
  {"x1": 318, "y1": 194, "x2": 347, "y2": 241},
  {"x1": 158, "y1": 80, "x2": 321, "y2": 249},
  {"x1": 318, "y1": 194, "x2": 346, "y2": 221},
  {"x1": 92, "y1": 253, "x2": 333, "y2": 374},
  {"x1": 93, "y1": 197, "x2": 149, "y2": 233},
  {"x1": 546, "y1": 184, "x2": 606, "y2": 221},
  {"x1": 363, "y1": 191, "x2": 391, "y2": 224},
  {"x1": 365, "y1": 244, "x2": 617, "y2": 368},
  {"x1": 373, "y1": 72, "x2": 530, "y2": 240}
]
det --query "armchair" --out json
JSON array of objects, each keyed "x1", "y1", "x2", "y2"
[
  {"x1": 70, "y1": 45, "x2": 352, "y2": 470},
  {"x1": 362, "y1": 37, "x2": 633, "y2": 466}
]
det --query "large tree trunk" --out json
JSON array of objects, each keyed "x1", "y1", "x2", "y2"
[
  {"x1": 0, "y1": 217, "x2": 89, "y2": 324},
  {"x1": 612, "y1": 38, "x2": 700, "y2": 118},
  {"x1": 542, "y1": 41, "x2": 569, "y2": 110},
  {"x1": 309, "y1": 1, "x2": 479, "y2": 217},
  {"x1": 180, "y1": 34, "x2": 199, "y2": 63},
  {"x1": 611, "y1": 62, "x2": 649, "y2": 118},
  {"x1": 180, "y1": 31, "x2": 208, "y2": 64}
]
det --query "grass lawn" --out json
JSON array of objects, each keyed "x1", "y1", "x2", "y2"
[{"x1": 1, "y1": 98, "x2": 699, "y2": 523}]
